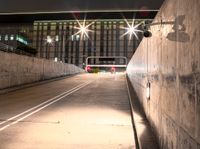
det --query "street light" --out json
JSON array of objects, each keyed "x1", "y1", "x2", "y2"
[
  {"x1": 142, "y1": 24, "x2": 152, "y2": 38},
  {"x1": 47, "y1": 36, "x2": 53, "y2": 44},
  {"x1": 121, "y1": 19, "x2": 143, "y2": 41},
  {"x1": 73, "y1": 19, "x2": 94, "y2": 40}
]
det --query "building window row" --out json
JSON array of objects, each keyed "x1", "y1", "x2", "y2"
[
  {"x1": 0, "y1": 34, "x2": 29, "y2": 46},
  {"x1": 0, "y1": 34, "x2": 15, "y2": 41}
]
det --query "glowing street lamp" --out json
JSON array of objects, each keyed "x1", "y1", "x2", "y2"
[
  {"x1": 73, "y1": 19, "x2": 94, "y2": 40},
  {"x1": 47, "y1": 36, "x2": 53, "y2": 44},
  {"x1": 121, "y1": 19, "x2": 143, "y2": 41}
]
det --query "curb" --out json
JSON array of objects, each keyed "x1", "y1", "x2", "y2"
[
  {"x1": 126, "y1": 76, "x2": 140, "y2": 149},
  {"x1": 126, "y1": 75, "x2": 160, "y2": 149}
]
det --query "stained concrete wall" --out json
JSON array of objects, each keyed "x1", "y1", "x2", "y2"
[
  {"x1": 0, "y1": 51, "x2": 84, "y2": 89},
  {"x1": 127, "y1": 0, "x2": 200, "y2": 148}
]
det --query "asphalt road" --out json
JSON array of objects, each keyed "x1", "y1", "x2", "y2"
[{"x1": 0, "y1": 73, "x2": 135, "y2": 149}]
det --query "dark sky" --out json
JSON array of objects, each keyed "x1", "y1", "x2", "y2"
[{"x1": 0, "y1": 0, "x2": 164, "y2": 13}]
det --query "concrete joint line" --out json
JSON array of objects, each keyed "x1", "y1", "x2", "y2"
[{"x1": 0, "y1": 80, "x2": 93, "y2": 132}]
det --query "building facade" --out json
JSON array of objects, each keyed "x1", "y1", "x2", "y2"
[
  {"x1": 33, "y1": 19, "x2": 146, "y2": 67},
  {"x1": 0, "y1": 11, "x2": 156, "y2": 68},
  {"x1": 0, "y1": 25, "x2": 32, "y2": 47}
]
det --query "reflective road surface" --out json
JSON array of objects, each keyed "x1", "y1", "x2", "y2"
[{"x1": 0, "y1": 73, "x2": 135, "y2": 149}]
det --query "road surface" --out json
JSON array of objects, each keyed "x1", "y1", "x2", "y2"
[{"x1": 0, "y1": 73, "x2": 135, "y2": 149}]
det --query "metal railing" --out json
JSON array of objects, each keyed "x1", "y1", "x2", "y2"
[{"x1": 85, "y1": 56, "x2": 127, "y2": 70}]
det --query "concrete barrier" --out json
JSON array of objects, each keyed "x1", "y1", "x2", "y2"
[
  {"x1": 0, "y1": 51, "x2": 84, "y2": 90},
  {"x1": 127, "y1": 0, "x2": 200, "y2": 148}
]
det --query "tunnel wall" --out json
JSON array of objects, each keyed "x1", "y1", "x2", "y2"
[
  {"x1": 127, "y1": 0, "x2": 200, "y2": 148},
  {"x1": 0, "y1": 51, "x2": 84, "y2": 90}
]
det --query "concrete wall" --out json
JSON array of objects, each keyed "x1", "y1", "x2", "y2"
[
  {"x1": 127, "y1": 0, "x2": 200, "y2": 148},
  {"x1": 0, "y1": 51, "x2": 84, "y2": 89}
]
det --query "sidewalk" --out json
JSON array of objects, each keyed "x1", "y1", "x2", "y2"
[{"x1": 126, "y1": 76, "x2": 160, "y2": 149}]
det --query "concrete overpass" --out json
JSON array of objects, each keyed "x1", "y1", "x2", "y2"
[{"x1": 0, "y1": 0, "x2": 200, "y2": 149}]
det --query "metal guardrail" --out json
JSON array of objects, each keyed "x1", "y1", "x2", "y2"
[
  {"x1": 86, "y1": 56, "x2": 128, "y2": 66},
  {"x1": 85, "y1": 56, "x2": 128, "y2": 72}
]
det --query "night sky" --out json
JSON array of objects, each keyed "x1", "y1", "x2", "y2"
[{"x1": 0, "y1": 0, "x2": 164, "y2": 13}]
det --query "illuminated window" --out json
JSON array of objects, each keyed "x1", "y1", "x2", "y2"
[
  {"x1": 5, "y1": 35, "x2": 8, "y2": 41},
  {"x1": 71, "y1": 35, "x2": 74, "y2": 41},
  {"x1": 71, "y1": 35, "x2": 80, "y2": 41},
  {"x1": 76, "y1": 35, "x2": 80, "y2": 41},
  {"x1": 10, "y1": 35, "x2": 14, "y2": 40},
  {"x1": 16, "y1": 35, "x2": 28, "y2": 45},
  {"x1": 55, "y1": 35, "x2": 59, "y2": 41}
]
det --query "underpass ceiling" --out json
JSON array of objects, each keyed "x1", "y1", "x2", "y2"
[{"x1": 0, "y1": 0, "x2": 164, "y2": 14}]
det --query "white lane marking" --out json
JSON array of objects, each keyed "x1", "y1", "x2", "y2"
[
  {"x1": 0, "y1": 81, "x2": 93, "y2": 130},
  {"x1": 0, "y1": 82, "x2": 87, "y2": 125}
]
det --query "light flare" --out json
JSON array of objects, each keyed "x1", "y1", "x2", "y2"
[
  {"x1": 44, "y1": 36, "x2": 54, "y2": 45},
  {"x1": 73, "y1": 18, "x2": 94, "y2": 40},
  {"x1": 121, "y1": 18, "x2": 143, "y2": 41}
]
